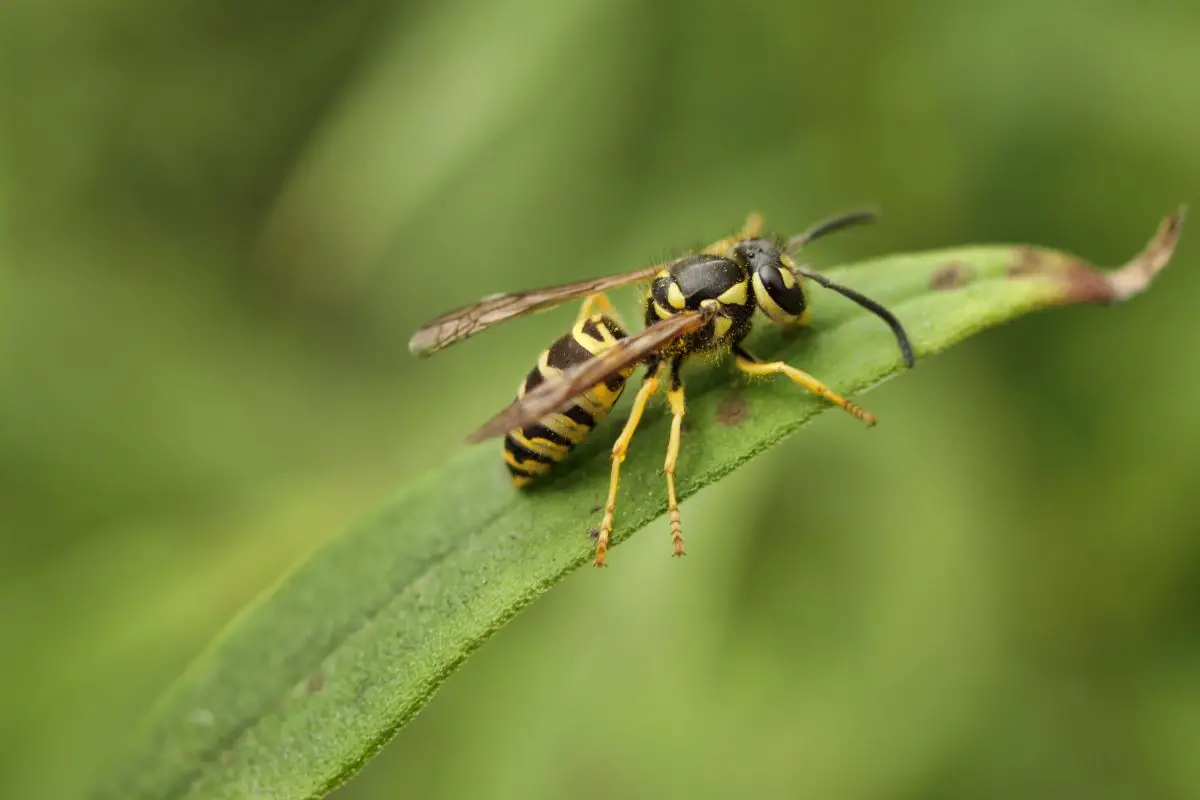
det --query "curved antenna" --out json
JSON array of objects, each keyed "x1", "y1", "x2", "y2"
[
  {"x1": 786, "y1": 209, "x2": 878, "y2": 252},
  {"x1": 794, "y1": 267, "x2": 915, "y2": 368}
]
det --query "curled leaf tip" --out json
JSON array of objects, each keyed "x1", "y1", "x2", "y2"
[
  {"x1": 1005, "y1": 207, "x2": 1186, "y2": 306},
  {"x1": 1097, "y1": 205, "x2": 1187, "y2": 303}
]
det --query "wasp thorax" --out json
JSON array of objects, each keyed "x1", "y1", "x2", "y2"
[
  {"x1": 734, "y1": 239, "x2": 808, "y2": 325},
  {"x1": 651, "y1": 254, "x2": 745, "y2": 312}
]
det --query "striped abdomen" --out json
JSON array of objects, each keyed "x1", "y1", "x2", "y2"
[{"x1": 504, "y1": 313, "x2": 632, "y2": 487}]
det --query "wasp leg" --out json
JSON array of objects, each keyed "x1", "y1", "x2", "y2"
[
  {"x1": 739, "y1": 211, "x2": 764, "y2": 238},
  {"x1": 574, "y1": 292, "x2": 625, "y2": 328},
  {"x1": 663, "y1": 361, "x2": 687, "y2": 557},
  {"x1": 734, "y1": 345, "x2": 877, "y2": 427},
  {"x1": 702, "y1": 212, "x2": 765, "y2": 257},
  {"x1": 595, "y1": 364, "x2": 662, "y2": 567}
]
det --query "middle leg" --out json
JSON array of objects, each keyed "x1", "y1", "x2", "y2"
[{"x1": 574, "y1": 292, "x2": 624, "y2": 327}]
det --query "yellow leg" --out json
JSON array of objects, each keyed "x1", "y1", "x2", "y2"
[
  {"x1": 702, "y1": 212, "x2": 765, "y2": 256},
  {"x1": 739, "y1": 211, "x2": 764, "y2": 238},
  {"x1": 575, "y1": 292, "x2": 623, "y2": 327},
  {"x1": 735, "y1": 349, "x2": 877, "y2": 427},
  {"x1": 595, "y1": 372, "x2": 661, "y2": 566},
  {"x1": 664, "y1": 382, "x2": 686, "y2": 557}
]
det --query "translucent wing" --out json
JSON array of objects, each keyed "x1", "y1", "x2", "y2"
[
  {"x1": 408, "y1": 265, "x2": 663, "y2": 357},
  {"x1": 465, "y1": 306, "x2": 716, "y2": 443}
]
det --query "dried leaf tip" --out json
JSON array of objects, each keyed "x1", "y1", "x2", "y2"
[
  {"x1": 1102, "y1": 205, "x2": 1187, "y2": 302},
  {"x1": 1040, "y1": 206, "x2": 1188, "y2": 306}
]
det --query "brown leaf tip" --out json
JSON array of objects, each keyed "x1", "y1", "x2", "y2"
[
  {"x1": 716, "y1": 393, "x2": 749, "y2": 427},
  {"x1": 930, "y1": 262, "x2": 973, "y2": 290},
  {"x1": 1098, "y1": 205, "x2": 1187, "y2": 303},
  {"x1": 1010, "y1": 207, "x2": 1186, "y2": 305},
  {"x1": 1063, "y1": 206, "x2": 1187, "y2": 304}
]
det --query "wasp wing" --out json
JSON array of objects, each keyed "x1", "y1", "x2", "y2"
[
  {"x1": 408, "y1": 265, "x2": 664, "y2": 357},
  {"x1": 465, "y1": 306, "x2": 716, "y2": 443}
]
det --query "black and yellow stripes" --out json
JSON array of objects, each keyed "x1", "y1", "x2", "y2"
[{"x1": 504, "y1": 311, "x2": 633, "y2": 487}]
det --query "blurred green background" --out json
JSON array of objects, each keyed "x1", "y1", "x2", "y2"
[{"x1": 3, "y1": 0, "x2": 1198, "y2": 797}]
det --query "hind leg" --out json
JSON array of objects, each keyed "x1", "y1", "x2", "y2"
[
  {"x1": 594, "y1": 361, "x2": 663, "y2": 566},
  {"x1": 575, "y1": 292, "x2": 625, "y2": 328},
  {"x1": 663, "y1": 358, "x2": 687, "y2": 557}
]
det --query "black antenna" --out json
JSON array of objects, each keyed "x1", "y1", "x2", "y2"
[
  {"x1": 786, "y1": 209, "x2": 878, "y2": 252},
  {"x1": 794, "y1": 267, "x2": 915, "y2": 368}
]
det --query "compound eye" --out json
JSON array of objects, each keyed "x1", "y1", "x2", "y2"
[{"x1": 752, "y1": 266, "x2": 806, "y2": 323}]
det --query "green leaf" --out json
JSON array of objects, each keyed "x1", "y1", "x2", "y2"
[{"x1": 93, "y1": 209, "x2": 1185, "y2": 800}]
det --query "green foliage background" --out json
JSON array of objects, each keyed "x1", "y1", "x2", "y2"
[{"x1": 2, "y1": 1, "x2": 1197, "y2": 798}]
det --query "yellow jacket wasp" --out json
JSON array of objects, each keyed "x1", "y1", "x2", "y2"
[{"x1": 409, "y1": 211, "x2": 914, "y2": 566}]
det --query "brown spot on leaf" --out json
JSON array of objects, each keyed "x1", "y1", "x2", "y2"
[
  {"x1": 306, "y1": 668, "x2": 326, "y2": 694},
  {"x1": 587, "y1": 527, "x2": 600, "y2": 540},
  {"x1": 1006, "y1": 246, "x2": 1044, "y2": 278},
  {"x1": 716, "y1": 393, "x2": 749, "y2": 427},
  {"x1": 590, "y1": 505, "x2": 602, "y2": 514},
  {"x1": 930, "y1": 262, "x2": 972, "y2": 290}
]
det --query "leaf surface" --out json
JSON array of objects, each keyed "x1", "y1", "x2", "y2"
[{"x1": 93, "y1": 209, "x2": 1186, "y2": 800}]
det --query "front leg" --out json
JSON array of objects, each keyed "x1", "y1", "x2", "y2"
[{"x1": 733, "y1": 345, "x2": 877, "y2": 426}]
